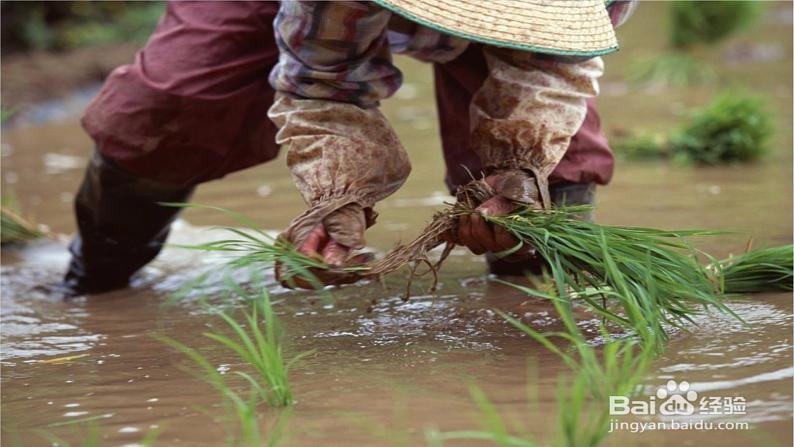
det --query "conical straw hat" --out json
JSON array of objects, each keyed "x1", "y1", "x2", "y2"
[{"x1": 374, "y1": 0, "x2": 618, "y2": 56}]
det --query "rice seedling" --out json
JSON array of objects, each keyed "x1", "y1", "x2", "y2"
[
  {"x1": 1, "y1": 194, "x2": 44, "y2": 244},
  {"x1": 162, "y1": 289, "x2": 309, "y2": 407},
  {"x1": 712, "y1": 245, "x2": 793, "y2": 294},
  {"x1": 629, "y1": 53, "x2": 715, "y2": 88},
  {"x1": 483, "y1": 205, "x2": 729, "y2": 344},
  {"x1": 163, "y1": 203, "x2": 353, "y2": 290},
  {"x1": 500, "y1": 248, "x2": 661, "y2": 447},
  {"x1": 424, "y1": 373, "x2": 545, "y2": 447},
  {"x1": 426, "y1": 233, "x2": 662, "y2": 447},
  {"x1": 204, "y1": 290, "x2": 313, "y2": 407},
  {"x1": 156, "y1": 337, "x2": 270, "y2": 447},
  {"x1": 157, "y1": 289, "x2": 302, "y2": 443},
  {"x1": 669, "y1": 92, "x2": 773, "y2": 164},
  {"x1": 34, "y1": 425, "x2": 101, "y2": 447}
]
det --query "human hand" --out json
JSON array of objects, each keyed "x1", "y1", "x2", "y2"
[
  {"x1": 277, "y1": 203, "x2": 374, "y2": 289},
  {"x1": 451, "y1": 170, "x2": 543, "y2": 258}
]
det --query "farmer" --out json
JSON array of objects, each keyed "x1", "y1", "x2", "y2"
[{"x1": 59, "y1": 0, "x2": 636, "y2": 296}]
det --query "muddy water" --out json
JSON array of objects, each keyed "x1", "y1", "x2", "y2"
[{"x1": 2, "y1": 3, "x2": 793, "y2": 446}]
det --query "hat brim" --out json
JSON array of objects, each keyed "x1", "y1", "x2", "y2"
[{"x1": 374, "y1": 0, "x2": 618, "y2": 57}]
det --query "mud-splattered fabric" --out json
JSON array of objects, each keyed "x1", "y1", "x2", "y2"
[
  {"x1": 469, "y1": 50, "x2": 604, "y2": 181},
  {"x1": 81, "y1": 0, "x2": 633, "y2": 234},
  {"x1": 268, "y1": 94, "x2": 411, "y2": 209},
  {"x1": 268, "y1": 94, "x2": 411, "y2": 247},
  {"x1": 270, "y1": 0, "x2": 620, "y2": 236}
]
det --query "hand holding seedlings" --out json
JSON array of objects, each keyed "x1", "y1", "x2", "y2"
[
  {"x1": 446, "y1": 169, "x2": 541, "y2": 258},
  {"x1": 276, "y1": 203, "x2": 375, "y2": 289}
]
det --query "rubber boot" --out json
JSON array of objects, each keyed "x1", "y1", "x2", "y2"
[
  {"x1": 487, "y1": 182, "x2": 595, "y2": 276},
  {"x1": 57, "y1": 152, "x2": 194, "y2": 297}
]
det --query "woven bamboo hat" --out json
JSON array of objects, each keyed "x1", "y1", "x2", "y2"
[{"x1": 373, "y1": 0, "x2": 618, "y2": 56}]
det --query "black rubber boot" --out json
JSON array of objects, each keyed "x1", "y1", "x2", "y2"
[
  {"x1": 487, "y1": 181, "x2": 595, "y2": 276},
  {"x1": 57, "y1": 152, "x2": 194, "y2": 298}
]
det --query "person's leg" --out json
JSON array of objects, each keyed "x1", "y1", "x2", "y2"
[
  {"x1": 61, "y1": 1, "x2": 281, "y2": 296},
  {"x1": 62, "y1": 153, "x2": 194, "y2": 295},
  {"x1": 81, "y1": 0, "x2": 281, "y2": 185},
  {"x1": 433, "y1": 46, "x2": 614, "y2": 275}
]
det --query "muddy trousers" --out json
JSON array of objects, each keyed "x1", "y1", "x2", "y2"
[{"x1": 62, "y1": 152, "x2": 194, "y2": 295}]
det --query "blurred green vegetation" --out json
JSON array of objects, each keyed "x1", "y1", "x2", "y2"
[
  {"x1": 0, "y1": 1, "x2": 164, "y2": 54},
  {"x1": 632, "y1": 1, "x2": 765, "y2": 87},
  {"x1": 613, "y1": 92, "x2": 773, "y2": 165},
  {"x1": 670, "y1": 92, "x2": 773, "y2": 164},
  {"x1": 612, "y1": 131, "x2": 669, "y2": 161},
  {"x1": 669, "y1": 0, "x2": 765, "y2": 50},
  {"x1": 630, "y1": 52, "x2": 716, "y2": 88}
]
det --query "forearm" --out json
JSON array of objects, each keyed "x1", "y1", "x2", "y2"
[
  {"x1": 469, "y1": 48, "x2": 604, "y2": 205},
  {"x1": 269, "y1": 94, "x2": 410, "y2": 209},
  {"x1": 267, "y1": 1, "x2": 412, "y2": 247}
]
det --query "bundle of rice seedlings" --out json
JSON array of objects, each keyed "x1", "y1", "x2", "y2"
[
  {"x1": 164, "y1": 203, "x2": 340, "y2": 289},
  {"x1": 172, "y1": 185, "x2": 731, "y2": 338},
  {"x1": 669, "y1": 92, "x2": 773, "y2": 164},
  {"x1": 1, "y1": 195, "x2": 44, "y2": 244},
  {"x1": 167, "y1": 202, "x2": 450, "y2": 292},
  {"x1": 612, "y1": 92, "x2": 772, "y2": 165},
  {"x1": 483, "y1": 205, "x2": 728, "y2": 341},
  {"x1": 712, "y1": 245, "x2": 793, "y2": 294}
]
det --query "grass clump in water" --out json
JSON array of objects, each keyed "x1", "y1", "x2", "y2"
[
  {"x1": 669, "y1": 92, "x2": 773, "y2": 164},
  {"x1": 713, "y1": 244, "x2": 793, "y2": 294},
  {"x1": 668, "y1": 1, "x2": 764, "y2": 50},
  {"x1": 613, "y1": 92, "x2": 773, "y2": 164}
]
